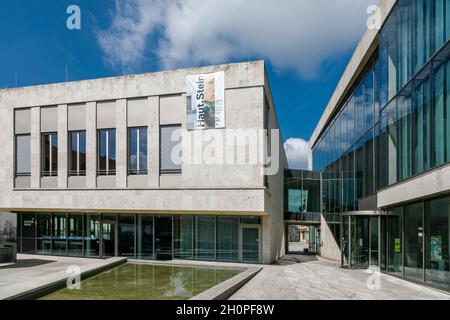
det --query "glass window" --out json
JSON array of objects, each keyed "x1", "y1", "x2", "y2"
[
  {"x1": 84, "y1": 214, "x2": 100, "y2": 257},
  {"x1": 174, "y1": 216, "x2": 193, "y2": 259},
  {"x1": 128, "y1": 127, "x2": 148, "y2": 175},
  {"x1": 52, "y1": 214, "x2": 67, "y2": 256},
  {"x1": 137, "y1": 215, "x2": 153, "y2": 260},
  {"x1": 387, "y1": 207, "x2": 403, "y2": 276},
  {"x1": 41, "y1": 133, "x2": 58, "y2": 177},
  {"x1": 195, "y1": 216, "x2": 215, "y2": 260},
  {"x1": 69, "y1": 131, "x2": 86, "y2": 176},
  {"x1": 97, "y1": 129, "x2": 116, "y2": 176},
  {"x1": 68, "y1": 214, "x2": 83, "y2": 257},
  {"x1": 217, "y1": 217, "x2": 239, "y2": 261},
  {"x1": 363, "y1": 69, "x2": 374, "y2": 132},
  {"x1": 21, "y1": 213, "x2": 36, "y2": 253},
  {"x1": 397, "y1": 93, "x2": 412, "y2": 181},
  {"x1": 37, "y1": 213, "x2": 51, "y2": 255},
  {"x1": 118, "y1": 215, "x2": 135, "y2": 257},
  {"x1": 433, "y1": 62, "x2": 445, "y2": 167},
  {"x1": 425, "y1": 196, "x2": 450, "y2": 289},
  {"x1": 363, "y1": 131, "x2": 374, "y2": 196},
  {"x1": 160, "y1": 125, "x2": 182, "y2": 174},
  {"x1": 15, "y1": 134, "x2": 31, "y2": 177},
  {"x1": 404, "y1": 202, "x2": 424, "y2": 281}
]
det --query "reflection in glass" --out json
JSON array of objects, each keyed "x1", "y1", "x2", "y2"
[
  {"x1": 404, "y1": 203, "x2": 423, "y2": 281},
  {"x1": 217, "y1": 217, "x2": 239, "y2": 261},
  {"x1": 52, "y1": 214, "x2": 67, "y2": 256},
  {"x1": 174, "y1": 216, "x2": 193, "y2": 259},
  {"x1": 37, "y1": 213, "x2": 51, "y2": 254},
  {"x1": 387, "y1": 208, "x2": 403, "y2": 276},
  {"x1": 195, "y1": 216, "x2": 215, "y2": 260},
  {"x1": 119, "y1": 215, "x2": 135, "y2": 257},
  {"x1": 68, "y1": 214, "x2": 83, "y2": 256},
  {"x1": 84, "y1": 214, "x2": 100, "y2": 257},
  {"x1": 137, "y1": 215, "x2": 153, "y2": 260}
]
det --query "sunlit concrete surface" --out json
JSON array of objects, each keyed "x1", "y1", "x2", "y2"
[
  {"x1": 229, "y1": 255, "x2": 450, "y2": 300},
  {"x1": 0, "y1": 254, "x2": 126, "y2": 300}
]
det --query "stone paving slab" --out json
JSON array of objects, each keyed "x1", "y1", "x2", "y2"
[
  {"x1": 0, "y1": 254, "x2": 126, "y2": 300},
  {"x1": 229, "y1": 255, "x2": 450, "y2": 300}
]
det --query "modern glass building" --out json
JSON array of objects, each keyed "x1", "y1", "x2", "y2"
[{"x1": 308, "y1": 0, "x2": 450, "y2": 290}]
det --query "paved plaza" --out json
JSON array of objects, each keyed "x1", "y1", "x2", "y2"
[{"x1": 229, "y1": 255, "x2": 450, "y2": 300}]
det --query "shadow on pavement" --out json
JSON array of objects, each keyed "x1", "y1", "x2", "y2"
[{"x1": 275, "y1": 254, "x2": 318, "y2": 266}]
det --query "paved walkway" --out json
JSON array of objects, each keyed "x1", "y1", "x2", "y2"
[
  {"x1": 229, "y1": 255, "x2": 450, "y2": 300},
  {"x1": 0, "y1": 254, "x2": 125, "y2": 300}
]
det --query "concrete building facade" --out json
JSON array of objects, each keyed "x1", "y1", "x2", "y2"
[{"x1": 0, "y1": 61, "x2": 287, "y2": 264}]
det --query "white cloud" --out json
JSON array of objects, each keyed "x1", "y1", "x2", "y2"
[
  {"x1": 96, "y1": 0, "x2": 376, "y2": 77},
  {"x1": 284, "y1": 138, "x2": 309, "y2": 170}
]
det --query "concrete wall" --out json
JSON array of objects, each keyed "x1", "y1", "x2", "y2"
[
  {"x1": 0, "y1": 60, "x2": 286, "y2": 264},
  {"x1": 319, "y1": 214, "x2": 341, "y2": 261}
]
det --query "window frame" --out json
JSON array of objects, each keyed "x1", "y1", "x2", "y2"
[
  {"x1": 97, "y1": 128, "x2": 116, "y2": 176},
  {"x1": 41, "y1": 132, "x2": 58, "y2": 177},
  {"x1": 127, "y1": 126, "x2": 148, "y2": 176},
  {"x1": 160, "y1": 124, "x2": 182, "y2": 175},
  {"x1": 15, "y1": 133, "x2": 31, "y2": 177},
  {"x1": 68, "y1": 130, "x2": 86, "y2": 177}
]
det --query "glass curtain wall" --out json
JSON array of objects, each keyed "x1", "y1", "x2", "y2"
[{"x1": 16, "y1": 213, "x2": 262, "y2": 263}]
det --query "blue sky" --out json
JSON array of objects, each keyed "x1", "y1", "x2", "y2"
[{"x1": 0, "y1": 0, "x2": 375, "y2": 168}]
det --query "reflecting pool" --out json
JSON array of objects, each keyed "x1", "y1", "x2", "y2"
[{"x1": 39, "y1": 263, "x2": 243, "y2": 300}]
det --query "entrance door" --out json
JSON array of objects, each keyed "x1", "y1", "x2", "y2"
[
  {"x1": 101, "y1": 222, "x2": 116, "y2": 257},
  {"x1": 155, "y1": 216, "x2": 173, "y2": 260},
  {"x1": 240, "y1": 226, "x2": 260, "y2": 263},
  {"x1": 404, "y1": 203, "x2": 423, "y2": 281}
]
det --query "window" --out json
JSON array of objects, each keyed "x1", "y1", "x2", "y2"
[
  {"x1": 69, "y1": 131, "x2": 86, "y2": 176},
  {"x1": 15, "y1": 134, "x2": 31, "y2": 177},
  {"x1": 97, "y1": 129, "x2": 116, "y2": 176},
  {"x1": 160, "y1": 124, "x2": 182, "y2": 174},
  {"x1": 128, "y1": 127, "x2": 148, "y2": 175},
  {"x1": 41, "y1": 133, "x2": 58, "y2": 177}
]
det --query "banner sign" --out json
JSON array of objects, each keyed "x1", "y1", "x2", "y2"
[{"x1": 186, "y1": 71, "x2": 225, "y2": 130}]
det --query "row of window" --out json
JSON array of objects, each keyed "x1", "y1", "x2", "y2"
[{"x1": 15, "y1": 125, "x2": 181, "y2": 178}]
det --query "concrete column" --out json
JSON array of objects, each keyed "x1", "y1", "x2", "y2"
[
  {"x1": 30, "y1": 107, "x2": 40, "y2": 188},
  {"x1": 148, "y1": 96, "x2": 159, "y2": 188},
  {"x1": 57, "y1": 104, "x2": 68, "y2": 188},
  {"x1": 116, "y1": 99, "x2": 127, "y2": 188},
  {"x1": 86, "y1": 102, "x2": 97, "y2": 188}
]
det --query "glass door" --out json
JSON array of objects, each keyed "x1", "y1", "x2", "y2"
[
  {"x1": 155, "y1": 216, "x2": 173, "y2": 260},
  {"x1": 101, "y1": 222, "x2": 116, "y2": 257},
  {"x1": 240, "y1": 226, "x2": 260, "y2": 263}
]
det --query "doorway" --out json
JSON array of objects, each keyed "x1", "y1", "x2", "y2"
[
  {"x1": 101, "y1": 221, "x2": 117, "y2": 258},
  {"x1": 342, "y1": 214, "x2": 380, "y2": 269},
  {"x1": 286, "y1": 224, "x2": 320, "y2": 255},
  {"x1": 240, "y1": 226, "x2": 260, "y2": 263}
]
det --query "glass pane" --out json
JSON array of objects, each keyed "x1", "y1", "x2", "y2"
[
  {"x1": 350, "y1": 216, "x2": 369, "y2": 268},
  {"x1": 139, "y1": 127, "x2": 148, "y2": 172},
  {"x1": 79, "y1": 131, "x2": 86, "y2": 173},
  {"x1": 155, "y1": 216, "x2": 172, "y2": 260},
  {"x1": 42, "y1": 134, "x2": 50, "y2": 174},
  {"x1": 68, "y1": 214, "x2": 83, "y2": 256},
  {"x1": 174, "y1": 215, "x2": 193, "y2": 259},
  {"x1": 217, "y1": 217, "x2": 239, "y2": 261},
  {"x1": 37, "y1": 213, "x2": 51, "y2": 255},
  {"x1": 387, "y1": 207, "x2": 403, "y2": 276},
  {"x1": 69, "y1": 132, "x2": 78, "y2": 173},
  {"x1": 16, "y1": 135, "x2": 31, "y2": 175},
  {"x1": 425, "y1": 196, "x2": 450, "y2": 289},
  {"x1": 51, "y1": 134, "x2": 58, "y2": 174},
  {"x1": 84, "y1": 214, "x2": 100, "y2": 257},
  {"x1": 118, "y1": 215, "x2": 135, "y2": 257},
  {"x1": 195, "y1": 216, "x2": 215, "y2": 260},
  {"x1": 404, "y1": 202, "x2": 423, "y2": 281},
  {"x1": 242, "y1": 227, "x2": 259, "y2": 262},
  {"x1": 52, "y1": 214, "x2": 66, "y2": 256},
  {"x1": 137, "y1": 215, "x2": 153, "y2": 260},
  {"x1": 98, "y1": 130, "x2": 107, "y2": 173},
  {"x1": 370, "y1": 217, "x2": 379, "y2": 266},
  {"x1": 108, "y1": 129, "x2": 116, "y2": 172},
  {"x1": 21, "y1": 213, "x2": 35, "y2": 253},
  {"x1": 128, "y1": 128, "x2": 138, "y2": 172}
]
